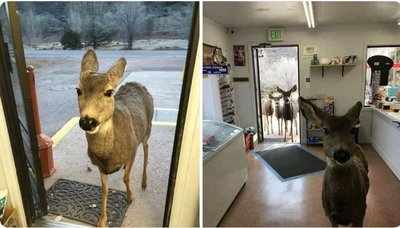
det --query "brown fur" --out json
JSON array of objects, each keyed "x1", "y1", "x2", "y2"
[
  {"x1": 270, "y1": 94, "x2": 283, "y2": 135},
  {"x1": 262, "y1": 94, "x2": 274, "y2": 135},
  {"x1": 277, "y1": 85, "x2": 297, "y2": 142},
  {"x1": 299, "y1": 97, "x2": 369, "y2": 227},
  {"x1": 77, "y1": 50, "x2": 153, "y2": 227}
]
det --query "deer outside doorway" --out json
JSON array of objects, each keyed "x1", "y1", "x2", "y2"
[{"x1": 252, "y1": 45, "x2": 300, "y2": 144}]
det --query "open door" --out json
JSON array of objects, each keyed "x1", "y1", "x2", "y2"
[
  {"x1": 251, "y1": 46, "x2": 264, "y2": 142},
  {"x1": 0, "y1": 2, "x2": 47, "y2": 225},
  {"x1": 252, "y1": 44, "x2": 300, "y2": 144}
]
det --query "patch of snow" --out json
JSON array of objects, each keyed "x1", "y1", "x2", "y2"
[
  {"x1": 28, "y1": 39, "x2": 188, "y2": 51},
  {"x1": 33, "y1": 42, "x2": 63, "y2": 50}
]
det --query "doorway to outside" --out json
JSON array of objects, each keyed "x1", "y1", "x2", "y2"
[{"x1": 252, "y1": 45, "x2": 300, "y2": 144}]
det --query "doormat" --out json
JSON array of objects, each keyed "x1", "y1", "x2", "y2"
[
  {"x1": 47, "y1": 179, "x2": 129, "y2": 227},
  {"x1": 255, "y1": 144, "x2": 326, "y2": 181}
]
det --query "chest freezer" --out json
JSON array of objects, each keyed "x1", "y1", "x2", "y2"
[{"x1": 203, "y1": 120, "x2": 248, "y2": 226}]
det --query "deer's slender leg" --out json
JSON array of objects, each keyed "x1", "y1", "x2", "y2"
[
  {"x1": 270, "y1": 116, "x2": 274, "y2": 134},
  {"x1": 124, "y1": 158, "x2": 134, "y2": 204},
  {"x1": 291, "y1": 120, "x2": 294, "y2": 142},
  {"x1": 278, "y1": 118, "x2": 281, "y2": 135},
  {"x1": 98, "y1": 172, "x2": 108, "y2": 227},
  {"x1": 142, "y1": 141, "x2": 149, "y2": 190},
  {"x1": 262, "y1": 115, "x2": 267, "y2": 135},
  {"x1": 284, "y1": 120, "x2": 287, "y2": 141}
]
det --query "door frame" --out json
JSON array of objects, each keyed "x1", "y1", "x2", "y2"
[
  {"x1": 163, "y1": 2, "x2": 198, "y2": 226},
  {"x1": 251, "y1": 44, "x2": 301, "y2": 143},
  {"x1": 0, "y1": 2, "x2": 47, "y2": 225}
]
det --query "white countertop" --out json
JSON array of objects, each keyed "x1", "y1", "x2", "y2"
[{"x1": 372, "y1": 107, "x2": 400, "y2": 124}]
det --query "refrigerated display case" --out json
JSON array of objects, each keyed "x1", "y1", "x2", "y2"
[{"x1": 203, "y1": 120, "x2": 248, "y2": 226}]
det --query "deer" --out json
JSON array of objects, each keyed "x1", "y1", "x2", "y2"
[
  {"x1": 277, "y1": 85, "x2": 297, "y2": 142},
  {"x1": 299, "y1": 97, "x2": 369, "y2": 227},
  {"x1": 76, "y1": 50, "x2": 154, "y2": 227},
  {"x1": 262, "y1": 93, "x2": 274, "y2": 135},
  {"x1": 270, "y1": 94, "x2": 283, "y2": 135}
]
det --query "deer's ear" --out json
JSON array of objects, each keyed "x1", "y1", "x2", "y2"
[
  {"x1": 107, "y1": 58, "x2": 127, "y2": 87},
  {"x1": 277, "y1": 87, "x2": 283, "y2": 93},
  {"x1": 345, "y1": 101, "x2": 362, "y2": 126},
  {"x1": 291, "y1": 85, "x2": 297, "y2": 92},
  {"x1": 81, "y1": 49, "x2": 98, "y2": 73},
  {"x1": 299, "y1": 97, "x2": 325, "y2": 127}
]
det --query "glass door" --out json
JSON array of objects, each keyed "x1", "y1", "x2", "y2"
[
  {"x1": 252, "y1": 45, "x2": 300, "y2": 143},
  {"x1": 252, "y1": 46, "x2": 265, "y2": 142},
  {"x1": 0, "y1": 2, "x2": 47, "y2": 225}
]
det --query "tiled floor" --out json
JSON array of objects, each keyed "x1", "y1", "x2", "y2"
[{"x1": 219, "y1": 143, "x2": 400, "y2": 227}]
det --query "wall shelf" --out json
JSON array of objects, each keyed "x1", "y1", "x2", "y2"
[{"x1": 310, "y1": 64, "x2": 357, "y2": 77}]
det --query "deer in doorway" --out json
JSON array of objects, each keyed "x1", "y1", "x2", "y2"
[
  {"x1": 270, "y1": 94, "x2": 283, "y2": 135},
  {"x1": 277, "y1": 85, "x2": 297, "y2": 142},
  {"x1": 77, "y1": 50, "x2": 154, "y2": 227},
  {"x1": 299, "y1": 97, "x2": 369, "y2": 227},
  {"x1": 262, "y1": 93, "x2": 274, "y2": 135}
]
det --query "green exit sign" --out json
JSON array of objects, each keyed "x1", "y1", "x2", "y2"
[{"x1": 268, "y1": 28, "x2": 284, "y2": 42}]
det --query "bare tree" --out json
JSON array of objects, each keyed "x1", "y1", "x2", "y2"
[{"x1": 117, "y1": 2, "x2": 145, "y2": 50}]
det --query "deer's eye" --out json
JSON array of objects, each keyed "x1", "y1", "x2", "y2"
[
  {"x1": 323, "y1": 127, "x2": 330, "y2": 135},
  {"x1": 76, "y1": 88, "x2": 82, "y2": 96},
  {"x1": 104, "y1": 89, "x2": 114, "y2": 97}
]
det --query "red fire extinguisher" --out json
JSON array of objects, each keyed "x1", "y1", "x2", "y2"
[{"x1": 244, "y1": 127, "x2": 256, "y2": 152}]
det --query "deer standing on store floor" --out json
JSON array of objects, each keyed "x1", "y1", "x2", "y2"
[
  {"x1": 262, "y1": 93, "x2": 274, "y2": 135},
  {"x1": 299, "y1": 97, "x2": 369, "y2": 227},
  {"x1": 77, "y1": 50, "x2": 154, "y2": 227},
  {"x1": 277, "y1": 85, "x2": 297, "y2": 142}
]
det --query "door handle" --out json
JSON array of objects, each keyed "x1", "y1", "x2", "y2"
[{"x1": 393, "y1": 121, "x2": 400, "y2": 128}]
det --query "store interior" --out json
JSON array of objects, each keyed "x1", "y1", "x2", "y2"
[{"x1": 203, "y1": 1, "x2": 400, "y2": 226}]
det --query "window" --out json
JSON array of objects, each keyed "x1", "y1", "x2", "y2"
[{"x1": 364, "y1": 46, "x2": 400, "y2": 106}]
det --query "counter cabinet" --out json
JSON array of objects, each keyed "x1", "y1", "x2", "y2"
[{"x1": 371, "y1": 108, "x2": 400, "y2": 179}]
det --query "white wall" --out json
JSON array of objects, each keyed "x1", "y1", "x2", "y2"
[
  {"x1": 0, "y1": 99, "x2": 26, "y2": 226},
  {"x1": 205, "y1": 19, "x2": 400, "y2": 142},
  {"x1": 202, "y1": 17, "x2": 232, "y2": 122}
]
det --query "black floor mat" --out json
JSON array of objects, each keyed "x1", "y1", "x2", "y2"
[
  {"x1": 47, "y1": 179, "x2": 129, "y2": 227},
  {"x1": 255, "y1": 144, "x2": 326, "y2": 181}
]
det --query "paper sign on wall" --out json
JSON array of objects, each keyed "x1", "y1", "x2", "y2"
[{"x1": 303, "y1": 45, "x2": 318, "y2": 56}]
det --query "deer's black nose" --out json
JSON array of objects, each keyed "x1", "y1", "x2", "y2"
[
  {"x1": 333, "y1": 149, "x2": 351, "y2": 163},
  {"x1": 79, "y1": 116, "x2": 98, "y2": 131}
]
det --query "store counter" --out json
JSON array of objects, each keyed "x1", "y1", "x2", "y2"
[{"x1": 371, "y1": 107, "x2": 400, "y2": 180}]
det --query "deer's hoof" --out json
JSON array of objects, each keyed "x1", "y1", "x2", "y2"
[
  {"x1": 127, "y1": 193, "x2": 134, "y2": 204},
  {"x1": 97, "y1": 217, "x2": 108, "y2": 227}
]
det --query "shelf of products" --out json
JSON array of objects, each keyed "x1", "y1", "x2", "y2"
[
  {"x1": 310, "y1": 64, "x2": 357, "y2": 77},
  {"x1": 305, "y1": 96, "x2": 335, "y2": 145}
]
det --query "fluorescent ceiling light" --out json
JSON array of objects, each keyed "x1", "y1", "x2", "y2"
[
  {"x1": 308, "y1": 1, "x2": 315, "y2": 28},
  {"x1": 302, "y1": 1, "x2": 311, "y2": 28}
]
